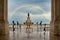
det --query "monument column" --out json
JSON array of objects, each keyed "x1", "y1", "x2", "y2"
[{"x1": 0, "y1": 0, "x2": 9, "y2": 40}]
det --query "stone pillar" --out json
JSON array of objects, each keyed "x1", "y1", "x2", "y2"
[
  {"x1": 54, "y1": 0, "x2": 60, "y2": 40},
  {"x1": 50, "y1": 0, "x2": 55, "y2": 40},
  {"x1": 0, "y1": 0, "x2": 9, "y2": 40},
  {"x1": 50, "y1": 0, "x2": 60, "y2": 40},
  {"x1": 54, "y1": 0, "x2": 60, "y2": 36}
]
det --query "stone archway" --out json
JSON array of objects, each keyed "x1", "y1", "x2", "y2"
[{"x1": 0, "y1": 0, "x2": 60, "y2": 40}]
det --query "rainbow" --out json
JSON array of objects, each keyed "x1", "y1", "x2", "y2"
[{"x1": 11, "y1": 4, "x2": 46, "y2": 17}]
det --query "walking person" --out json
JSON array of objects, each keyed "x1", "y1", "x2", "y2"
[
  {"x1": 44, "y1": 24, "x2": 46, "y2": 32},
  {"x1": 12, "y1": 21, "x2": 15, "y2": 32},
  {"x1": 39, "y1": 21, "x2": 42, "y2": 38},
  {"x1": 17, "y1": 21, "x2": 19, "y2": 29},
  {"x1": 40, "y1": 21, "x2": 42, "y2": 26},
  {"x1": 39, "y1": 21, "x2": 42, "y2": 31},
  {"x1": 36, "y1": 22, "x2": 39, "y2": 32},
  {"x1": 19, "y1": 24, "x2": 21, "y2": 32},
  {"x1": 43, "y1": 24, "x2": 46, "y2": 40}
]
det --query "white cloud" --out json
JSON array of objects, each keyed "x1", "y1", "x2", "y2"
[
  {"x1": 30, "y1": 12, "x2": 51, "y2": 20},
  {"x1": 42, "y1": 12, "x2": 51, "y2": 20}
]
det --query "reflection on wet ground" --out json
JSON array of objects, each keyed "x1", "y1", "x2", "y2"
[{"x1": 9, "y1": 28, "x2": 50, "y2": 40}]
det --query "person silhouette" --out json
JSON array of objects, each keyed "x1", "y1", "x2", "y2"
[
  {"x1": 36, "y1": 22, "x2": 38, "y2": 26},
  {"x1": 12, "y1": 21, "x2": 15, "y2": 31},
  {"x1": 40, "y1": 21, "x2": 42, "y2": 26},
  {"x1": 39, "y1": 21, "x2": 42, "y2": 31},
  {"x1": 43, "y1": 24, "x2": 46, "y2": 39},
  {"x1": 44, "y1": 24, "x2": 46, "y2": 32},
  {"x1": 19, "y1": 24, "x2": 21, "y2": 32},
  {"x1": 36, "y1": 22, "x2": 39, "y2": 32},
  {"x1": 17, "y1": 21, "x2": 19, "y2": 29}
]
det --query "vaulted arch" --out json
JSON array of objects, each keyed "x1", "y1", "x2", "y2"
[{"x1": 0, "y1": 0, "x2": 60, "y2": 40}]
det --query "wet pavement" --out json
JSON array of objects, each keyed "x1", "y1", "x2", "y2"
[{"x1": 9, "y1": 28, "x2": 50, "y2": 40}]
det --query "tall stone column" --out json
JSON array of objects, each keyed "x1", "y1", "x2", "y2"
[
  {"x1": 54, "y1": 0, "x2": 60, "y2": 36},
  {"x1": 0, "y1": 0, "x2": 9, "y2": 40},
  {"x1": 50, "y1": 0, "x2": 55, "y2": 40},
  {"x1": 50, "y1": 0, "x2": 60, "y2": 40},
  {"x1": 54, "y1": 0, "x2": 60, "y2": 40}
]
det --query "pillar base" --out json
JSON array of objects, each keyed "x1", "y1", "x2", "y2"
[{"x1": 54, "y1": 33, "x2": 60, "y2": 36}]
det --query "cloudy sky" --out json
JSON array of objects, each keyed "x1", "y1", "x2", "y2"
[{"x1": 8, "y1": 0, "x2": 51, "y2": 24}]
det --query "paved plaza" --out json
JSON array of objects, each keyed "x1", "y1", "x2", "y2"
[{"x1": 9, "y1": 25, "x2": 50, "y2": 40}]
